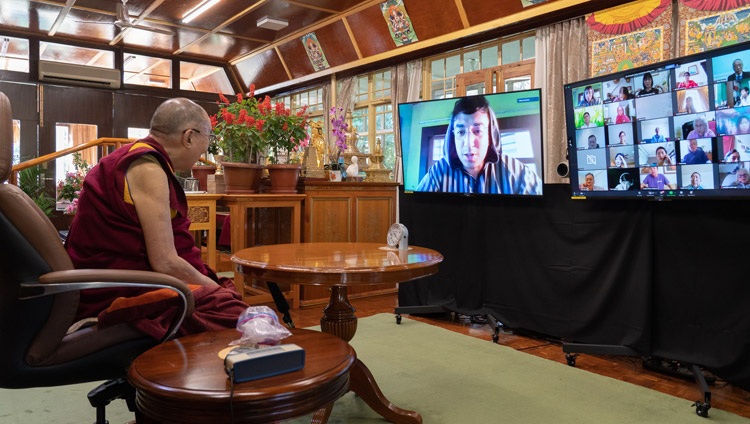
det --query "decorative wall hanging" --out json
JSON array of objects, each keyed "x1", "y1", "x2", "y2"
[
  {"x1": 381, "y1": 0, "x2": 418, "y2": 46},
  {"x1": 586, "y1": 0, "x2": 673, "y2": 77},
  {"x1": 301, "y1": 32, "x2": 330, "y2": 71},
  {"x1": 680, "y1": 2, "x2": 750, "y2": 55}
]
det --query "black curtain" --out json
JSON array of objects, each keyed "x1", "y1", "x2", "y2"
[
  {"x1": 651, "y1": 199, "x2": 750, "y2": 390},
  {"x1": 399, "y1": 183, "x2": 750, "y2": 389}
]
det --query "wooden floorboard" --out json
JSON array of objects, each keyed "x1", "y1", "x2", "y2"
[{"x1": 263, "y1": 293, "x2": 750, "y2": 419}]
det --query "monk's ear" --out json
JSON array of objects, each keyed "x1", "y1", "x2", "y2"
[{"x1": 181, "y1": 129, "x2": 193, "y2": 148}]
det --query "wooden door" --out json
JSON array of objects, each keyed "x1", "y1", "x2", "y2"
[{"x1": 455, "y1": 60, "x2": 535, "y2": 95}]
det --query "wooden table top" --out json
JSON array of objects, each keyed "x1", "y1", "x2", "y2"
[
  {"x1": 128, "y1": 328, "x2": 355, "y2": 423},
  {"x1": 231, "y1": 242, "x2": 444, "y2": 286}
]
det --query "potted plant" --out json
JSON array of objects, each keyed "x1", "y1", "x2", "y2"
[
  {"x1": 211, "y1": 87, "x2": 266, "y2": 193},
  {"x1": 57, "y1": 152, "x2": 89, "y2": 215},
  {"x1": 326, "y1": 106, "x2": 349, "y2": 181},
  {"x1": 261, "y1": 97, "x2": 310, "y2": 193}
]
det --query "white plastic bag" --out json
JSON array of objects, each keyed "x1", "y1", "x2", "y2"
[{"x1": 230, "y1": 306, "x2": 292, "y2": 346}]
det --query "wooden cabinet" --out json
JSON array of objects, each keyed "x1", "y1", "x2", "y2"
[{"x1": 300, "y1": 181, "x2": 399, "y2": 306}]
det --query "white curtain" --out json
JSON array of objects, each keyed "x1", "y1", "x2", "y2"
[
  {"x1": 535, "y1": 18, "x2": 588, "y2": 184},
  {"x1": 391, "y1": 60, "x2": 422, "y2": 183}
]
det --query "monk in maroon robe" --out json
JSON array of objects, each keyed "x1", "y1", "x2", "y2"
[{"x1": 65, "y1": 97, "x2": 248, "y2": 340}]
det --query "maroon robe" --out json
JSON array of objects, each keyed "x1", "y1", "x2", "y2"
[{"x1": 65, "y1": 137, "x2": 247, "y2": 339}]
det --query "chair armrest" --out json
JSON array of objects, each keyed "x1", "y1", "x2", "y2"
[{"x1": 21, "y1": 269, "x2": 195, "y2": 342}]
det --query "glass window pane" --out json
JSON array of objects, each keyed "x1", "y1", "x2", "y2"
[
  {"x1": 352, "y1": 107, "x2": 369, "y2": 153},
  {"x1": 383, "y1": 133, "x2": 395, "y2": 172},
  {"x1": 55, "y1": 123, "x2": 97, "y2": 211},
  {"x1": 501, "y1": 40, "x2": 521, "y2": 64},
  {"x1": 40, "y1": 41, "x2": 114, "y2": 68},
  {"x1": 179, "y1": 61, "x2": 232, "y2": 94},
  {"x1": 505, "y1": 76, "x2": 531, "y2": 92},
  {"x1": 522, "y1": 36, "x2": 535, "y2": 60},
  {"x1": 123, "y1": 53, "x2": 172, "y2": 88},
  {"x1": 464, "y1": 50, "x2": 480, "y2": 72},
  {"x1": 446, "y1": 55, "x2": 461, "y2": 78},
  {"x1": 0, "y1": 36, "x2": 30, "y2": 73},
  {"x1": 481, "y1": 46, "x2": 498, "y2": 69},
  {"x1": 431, "y1": 58, "x2": 444, "y2": 80},
  {"x1": 432, "y1": 81, "x2": 446, "y2": 99},
  {"x1": 128, "y1": 127, "x2": 149, "y2": 139}
]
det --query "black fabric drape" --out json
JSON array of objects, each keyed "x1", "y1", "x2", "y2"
[
  {"x1": 399, "y1": 183, "x2": 750, "y2": 390},
  {"x1": 652, "y1": 199, "x2": 750, "y2": 390}
]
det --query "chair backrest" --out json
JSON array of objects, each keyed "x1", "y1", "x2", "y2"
[{"x1": 0, "y1": 91, "x2": 80, "y2": 376}]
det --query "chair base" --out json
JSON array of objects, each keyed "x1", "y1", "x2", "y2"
[{"x1": 87, "y1": 377, "x2": 135, "y2": 424}]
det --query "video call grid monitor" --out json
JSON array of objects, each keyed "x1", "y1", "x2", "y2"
[
  {"x1": 398, "y1": 89, "x2": 544, "y2": 197},
  {"x1": 565, "y1": 40, "x2": 750, "y2": 200}
]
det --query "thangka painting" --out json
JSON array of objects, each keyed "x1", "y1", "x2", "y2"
[
  {"x1": 586, "y1": 0, "x2": 673, "y2": 77},
  {"x1": 682, "y1": 4, "x2": 750, "y2": 55},
  {"x1": 591, "y1": 29, "x2": 664, "y2": 77},
  {"x1": 381, "y1": 0, "x2": 417, "y2": 47},
  {"x1": 301, "y1": 32, "x2": 330, "y2": 72}
]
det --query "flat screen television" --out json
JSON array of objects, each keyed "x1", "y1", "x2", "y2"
[
  {"x1": 399, "y1": 89, "x2": 544, "y2": 196},
  {"x1": 565, "y1": 41, "x2": 750, "y2": 200}
]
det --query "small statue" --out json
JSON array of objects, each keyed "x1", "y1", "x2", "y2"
[
  {"x1": 310, "y1": 121, "x2": 326, "y2": 167},
  {"x1": 346, "y1": 156, "x2": 359, "y2": 179}
]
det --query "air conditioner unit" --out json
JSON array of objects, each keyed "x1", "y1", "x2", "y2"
[{"x1": 38, "y1": 61, "x2": 121, "y2": 89}]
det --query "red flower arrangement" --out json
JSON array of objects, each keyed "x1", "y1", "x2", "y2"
[{"x1": 211, "y1": 84, "x2": 309, "y2": 164}]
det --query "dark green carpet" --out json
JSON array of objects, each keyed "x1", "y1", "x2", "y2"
[
  {"x1": 1, "y1": 313, "x2": 748, "y2": 423},
  {"x1": 286, "y1": 313, "x2": 748, "y2": 424}
]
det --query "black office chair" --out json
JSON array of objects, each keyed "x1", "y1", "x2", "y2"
[{"x1": 0, "y1": 91, "x2": 195, "y2": 424}]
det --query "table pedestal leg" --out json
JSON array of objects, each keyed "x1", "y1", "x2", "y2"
[
  {"x1": 349, "y1": 359, "x2": 422, "y2": 424},
  {"x1": 320, "y1": 286, "x2": 422, "y2": 424},
  {"x1": 320, "y1": 286, "x2": 357, "y2": 341}
]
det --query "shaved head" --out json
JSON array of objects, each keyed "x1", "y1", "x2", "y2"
[
  {"x1": 147, "y1": 97, "x2": 212, "y2": 172},
  {"x1": 150, "y1": 98, "x2": 209, "y2": 138}
]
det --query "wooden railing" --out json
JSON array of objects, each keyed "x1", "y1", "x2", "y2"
[
  {"x1": 10, "y1": 137, "x2": 134, "y2": 185},
  {"x1": 10, "y1": 136, "x2": 217, "y2": 185}
]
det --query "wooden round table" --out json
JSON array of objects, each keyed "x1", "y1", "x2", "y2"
[
  {"x1": 232, "y1": 242, "x2": 444, "y2": 424},
  {"x1": 128, "y1": 328, "x2": 355, "y2": 424}
]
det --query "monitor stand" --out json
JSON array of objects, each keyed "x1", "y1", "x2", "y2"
[
  {"x1": 562, "y1": 342, "x2": 713, "y2": 418},
  {"x1": 394, "y1": 305, "x2": 453, "y2": 324}
]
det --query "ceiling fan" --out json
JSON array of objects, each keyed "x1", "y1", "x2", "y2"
[{"x1": 113, "y1": 0, "x2": 173, "y2": 36}]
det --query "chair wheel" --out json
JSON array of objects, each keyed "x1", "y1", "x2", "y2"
[
  {"x1": 396, "y1": 314, "x2": 402, "y2": 324},
  {"x1": 694, "y1": 401, "x2": 710, "y2": 418},
  {"x1": 565, "y1": 353, "x2": 578, "y2": 367}
]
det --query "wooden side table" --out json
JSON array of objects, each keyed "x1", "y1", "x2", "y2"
[
  {"x1": 218, "y1": 194, "x2": 304, "y2": 308},
  {"x1": 128, "y1": 328, "x2": 355, "y2": 424},
  {"x1": 233, "y1": 242, "x2": 443, "y2": 424},
  {"x1": 186, "y1": 193, "x2": 222, "y2": 271}
]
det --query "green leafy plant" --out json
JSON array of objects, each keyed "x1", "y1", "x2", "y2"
[
  {"x1": 18, "y1": 165, "x2": 54, "y2": 217},
  {"x1": 261, "y1": 97, "x2": 309, "y2": 164}
]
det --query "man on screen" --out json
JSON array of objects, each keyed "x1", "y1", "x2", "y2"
[
  {"x1": 640, "y1": 166, "x2": 674, "y2": 190},
  {"x1": 682, "y1": 172, "x2": 704, "y2": 190},
  {"x1": 682, "y1": 139, "x2": 710, "y2": 164},
  {"x1": 727, "y1": 59, "x2": 750, "y2": 82},
  {"x1": 579, "y1": 172, "x2": 605, "y2": 191},
  {"x1": 416, "y1": 95, "x2": 541, "y2": 194},
  {"x1": 649, "y1": 127, "x2": 666, "y2": 143},
  {"x1": 587, "y1": 134, "x2": 600, "y2": 149}
]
